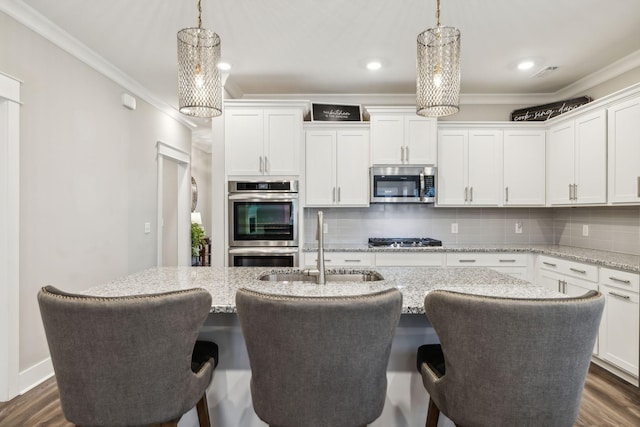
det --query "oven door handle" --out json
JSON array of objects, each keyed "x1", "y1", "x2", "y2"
[
  {"x1": 228, "y1": 193, "x2": 298, "y2": 201},
  {"x1": 228, "y1": 247, "x2": 299, "y2": 255},
  {"x1": 419, "y1": 172, "x2": 425, "y2": 202}
]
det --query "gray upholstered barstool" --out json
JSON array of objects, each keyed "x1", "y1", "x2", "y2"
[
  {"x1": 38, "y1": 286, "x2": 218, "y2": 427},
  {"x1": 416, "y1": 290, "x2": 604, "y2": 427},
  {"x1": 236, "y1": 287, "x2": 403, "y2": 427}
]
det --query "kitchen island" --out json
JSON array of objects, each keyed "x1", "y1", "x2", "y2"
[{"x1": 83, "y1": 266, "x2": 563, "y2": 427}]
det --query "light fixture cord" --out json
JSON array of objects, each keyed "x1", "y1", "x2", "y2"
[
  {"x1": 436, "y1": 0, "x2": 441, "y2": 27},
  {"x1": 197, "y1": 0, "x2": 202, "y2": 29}
]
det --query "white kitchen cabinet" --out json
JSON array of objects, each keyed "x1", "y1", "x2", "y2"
[
  {"x1": 375, "y1": 252, "x2": 444, "y2": 267},
  {"x1": 607, "y1": 96, "x2": 640, "y2": 204},
  {"x1": 547, "y1": 110, "x2": 607, "y2": 205},
  {"x1": 537, "y1": 255, "x2": 599, "y2": 354},
  {"x1": 225, "y1": 106, "x2": 303, "y2": 176},
  {"x1": 503, "y1": 129, "x2": 546, "y2": 206},
  {"x1": 437, "y1": 128, "x2": 503, "y2": 206},
  {"x1": 446, "y1": 253, "x2": 529, "y2": 279},
  {"x1": 305, "y1": 126, "x2": 370, "y2": 207},
  {"x1": 368, "y1": 107, "x2": 437, "y2": 165},
  {"x1": 598, "y1": 268, "x2": 639, "y2": 377},
  {"x1": 303, "y1": 251, "x2": 373, "y2": 267}
]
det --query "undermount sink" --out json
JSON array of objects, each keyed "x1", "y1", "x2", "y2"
[{"x1": 258, "y1": 271, "x2": 384, "y2": 283}]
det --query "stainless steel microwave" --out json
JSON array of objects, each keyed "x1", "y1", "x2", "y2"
[{"x1": 370, "y1": 165, "x2": 436, "y2": 203}]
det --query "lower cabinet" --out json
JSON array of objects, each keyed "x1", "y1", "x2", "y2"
[
  {"x1": 446, "y1": 253, "x2": 529, "y2": 280},
  {"x1": 303, "y1": 252, "x2": 373, "y2": 268},
  {"x1": 598, "y1": 268, "x2": 639, "y2": 377}
]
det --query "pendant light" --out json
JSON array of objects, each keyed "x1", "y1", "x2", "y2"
[
  {"x1": 177, "y1": 0, "x2": 222, "y2": 118},
  {"x1": 416, "y1": 0, "x2": 460, "y2": 117}
]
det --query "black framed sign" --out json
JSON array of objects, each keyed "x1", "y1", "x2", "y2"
[
  {"x1": 511, "y1": 96, "x2": 592, "y2": 121},
  {"x1": 311, "y1": 103, "x2": 362, "y2": 122}
]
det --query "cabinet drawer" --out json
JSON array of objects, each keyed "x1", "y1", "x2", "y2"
[
  {"x1": 538, "y1": 255, "x2": 598, "y2": 282},
  {"x1": 446, "y1": 253, "x2": 527, "y2": 266},
  {"x1": 600, "y1": 268, "x2": 639, "y2": 293},
  {"x1": 375, "y1": 252, "x2": 444, "y2": 267},
  {"x1": 303, "y1": 252, "x2": 373, "y2": 267}
]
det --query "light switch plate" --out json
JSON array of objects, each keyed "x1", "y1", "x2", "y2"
[
  {"x1": 515, "y1": 221, "x2": 523, "y2": 234},
  {"x1": 451, "y1": 223, "x2": 458, "y2": 234},
  {"x1": 582, "y1": 224, "x2": 589, "y2": 237},
  {"x1": 144, "y1": 222, "x2": 151, "y2": 234}
]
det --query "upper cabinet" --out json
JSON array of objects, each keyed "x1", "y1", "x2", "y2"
[
  {"x1": 437, "y1": 127, "x2": 503, "y2": 206},
  {"x1": 503, "y1": 129, "x2": 546, "y2": 206},
  {"x1": 547, "y1": 110, "x2": 607, "y2": 205},
  {"x1": 225, "y1": 103, "x2": 305, "y2": 176},
  {"x1": 305, "y1": 124, "x2": 370, "y2": 207},
  {"x1": 368, "y1": 107, "x2": 437, "y2": 165},
  {"x1": 608, "y1": 96, "x2": 640, "y2": 205}
]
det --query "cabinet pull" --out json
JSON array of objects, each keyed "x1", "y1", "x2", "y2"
[
  {"x1": 637, "y1": 176, "x2": 640, "y2": 197},
  {"x1": 543, "y1": 261, "x2": 557, "y2": 267},
  {"x1": 464, "y1": 187, "x2": 468, "y2": 202},
  {"x1": 332, "y1": 187, "x2": 336, "y2": 202},
  {"x1": 344, "y1": 259, "x2": 361, "y2": 263},
  {"x1": 499, "y1": 259, "x2": 516, "y2": 263},
  {"x1": 401, "y1": 146, "x2": 405, "y2": 163},
  {"x1": 505, "y1": 187, "x2": 509, "y2": 203},
  {"x1": 405, "y1": 146, "x2": 409, "y2": 162},
  {"x1": 337, "y1": 187, "x2": 341, "y2": 202},
  {"x1": 609, "y1": 276, "x2": 631, "y2": 284},
  {"x1": 264, "y1": 156, "x2": 269, "y2": 173},
  {"x1": 568, "y1": 184, "x2": 572, "y2": 200},
  {"x1": 259, "y1": 156, "x2": 264, "y2": 173},
  {"x1": 458, "y1": 259, "x2": 476, "y2": 263},
  {"x1": 574, "y1": 183, "x2": 577, "y2": 200},
  {"x1": 608, "y1": 291, "x2": 631, "y2": 300},
  {"x1": 470, "y1": 187, "x2": 473, "y2": 202},
  {"x1": 569, "y1": 267, "x2": 586, "y2": 274}
]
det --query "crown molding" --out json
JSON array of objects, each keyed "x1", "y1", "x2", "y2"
[{"x1": 0, "y1": 0, "x2": 197, "y2": 129}]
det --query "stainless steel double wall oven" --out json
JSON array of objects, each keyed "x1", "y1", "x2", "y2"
[{"x1": 228, "y1": 180, "x2": 299, "y2": 267}]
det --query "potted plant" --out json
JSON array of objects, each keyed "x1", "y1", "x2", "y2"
[{"x1": 191, "y1": 222, "x2": 205, "y2": 266}]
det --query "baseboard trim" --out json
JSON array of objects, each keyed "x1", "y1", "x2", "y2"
[{"x1": 19, "y1": 357, "x2": 54, "y2": 395}]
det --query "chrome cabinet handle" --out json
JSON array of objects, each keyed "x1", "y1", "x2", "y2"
[
  {"x1": 458, "y1": 259, "x2": 476, "y2": 263},
  {"x1": 264, "y1": 156, "x2": 269, "y2": 173},
  {"x1": 344, "y1": 259, "x2": 361, "y2": 263},
  {"x1": 337, "y1": 187, "x2": 341, "y2": 202},
  {"x1": 505, "y1": 187, "x2": 509, "y2": 203},
  {"x1": 543, "y1": 261, "x2": 557, "y2": 267},
  {"x1": 259, "y1": 156, "x2": 264, "y2": 173},
  {"x1": 637, "y1": 176, "x2": 640, "y2": 197},
  {"x1": 570, "y1": 268, "x2": 586, "y2": 274},
  {"x1": 609, "y1": 276, "x2": 631, "y2": 284},
  {"x1": 609, "y1": 292, "x2": 631, "y2": 300},
  {"x1": 499, "y1": 259, "x2": 516, "y2": 263},
  {"x1": 464, "y1": 187, "x2": 468, "y2": 202},
  {"x1": 568, "y1": 184, "x2": 572, "y2": 200},
  {"x1": 401, "y1": 146, "x2": 405, "y2": 163},
  {"x1": 333, "y1": 187, "x2": 336, "y2": 202},
  {"x1": 405, "y1": 146, "x2": 410, "y2": 162},
  {"x1": 470, "y1": 187, "x2": 473, "y2": 202}
]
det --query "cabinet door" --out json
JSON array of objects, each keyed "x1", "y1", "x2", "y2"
[
  {"x1": 370, "y1": 115, "x2": 404, "y2": 164},
  {"x1": 608, "y1": 96, "x2": 640, "y2": 204},
  {"x1": 599, "y1": 285, "x2": 639, "y2": 375},
  {"x1": 547, "y1": 121, "x2": 576, "y2": 205},
  {"x1": 336, "y1": 130, "x2": 370, "y2": 206},
  {"x1": 264, "y1": 109, "x2": 301, "y2": 175},
  {"x1": 305, "y1": 131, "x2": 336, "y2": 206},
  {"x1": 405, "y1": 116, "x2": 437, "y2": 164},
  {"x1": 467, "y1": 129, "x2": 502, "y2": 205},
  {"x1": 437, "y1": 129, "x2": 468, "y2": 205},
  {"x1": 575, "y1": 110, "x2": 607, "y2": 204},
  {"x1": 503, "y1": 130, "x2": 546, "y2": 206},
  {"x1": 225, "y1": 109, "x2": 264, "y2": 175},
  {"x1": 537, "y1": 269, "x2": 562, "y2": 293}
]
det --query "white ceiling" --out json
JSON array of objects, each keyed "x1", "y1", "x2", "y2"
[{"x1": 8, "y1": 0, "x2": 640, "y2": 128}]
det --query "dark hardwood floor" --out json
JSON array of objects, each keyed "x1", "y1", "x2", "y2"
[{"x1": 1, "y1": 364, "x2": 638, "y2": 426}]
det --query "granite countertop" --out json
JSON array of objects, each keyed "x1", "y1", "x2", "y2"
[
  {"x1": 302, "y1": 244, "x2": 640, "y2": 273},
  {"x1": 82, "y1": 266, "x2": 564, "y2": 315}
]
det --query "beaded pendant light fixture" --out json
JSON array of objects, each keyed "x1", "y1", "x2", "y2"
[
  {"x1": 177, "y1": 0, "x2": 222, "y2": 118},
  {"x1": 416, "y1": 0, "x2": 460, "y2": 117}
]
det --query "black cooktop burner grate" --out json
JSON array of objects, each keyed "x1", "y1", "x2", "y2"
[{"x1": 368, "y1": 237, "x2": 442, "y2": 248}]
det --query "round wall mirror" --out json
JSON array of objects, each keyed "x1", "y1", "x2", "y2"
[{"x1": 191, "y1": 176, "x2": 198, "y2": 212}]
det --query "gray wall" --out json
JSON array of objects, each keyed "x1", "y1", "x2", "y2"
[{"x1": 0, "y1": 12, "x2": 191, "y2": 372}]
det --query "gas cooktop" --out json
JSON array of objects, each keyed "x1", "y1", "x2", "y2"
[{"x1": 368, "y1": 237, "x2": 443, "y2": 248}]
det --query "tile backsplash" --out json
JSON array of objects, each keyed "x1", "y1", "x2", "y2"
[{"x1": 303, "y1": 205, "x2": 640, "y2": 255}]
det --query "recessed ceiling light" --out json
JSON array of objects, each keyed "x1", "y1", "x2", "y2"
[
  {"x1": 217, "y1": 62, "x2": 231, "y2": 71},
  {"x1": 517, "y1": 60, "x2": 535, "y2": 71},
  {"x1": 366, "y1": 61, "x2": 382, "y2": 71}
]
